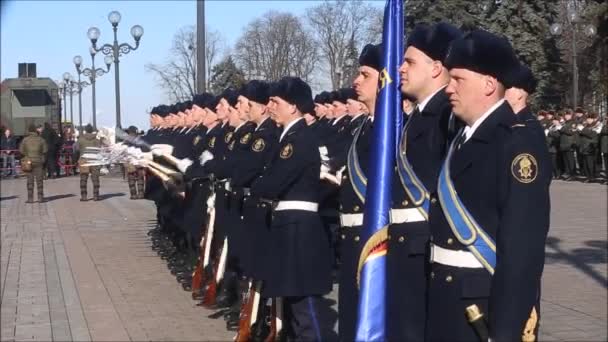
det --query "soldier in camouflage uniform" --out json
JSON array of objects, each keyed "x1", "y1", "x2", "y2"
[
  {"x1": 126, "y1": 126, "x2": 145, "y2": 199},
  {"x1": 19, "y1": 124, "x2": 48, "y2": 203},
  {"x1": 75, "y1": 124, "x2": 102, "y2": 201}
]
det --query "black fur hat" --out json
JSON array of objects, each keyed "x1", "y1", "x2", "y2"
[
  {"x1": 192, "y1": 93, "x2": 215, "y2": 109},
  {"x1": 241, "y1": 80, "x2": 271, "y2": 105},
  {"x1": 219, "y1": 88, "x2": 239, "y2": 107},
  {"x1": 127, "y1": 125, "x2": 138, "y2": 134},
  {"x1": 339, "y1": 88, "x2": 358, "y2": 102},
  {"x1": 510, "y1": 63, "x2": 537, "y2": 94},
  {"x1": 84, "y1": 124, "x2": 94, "y2": 133},
  {"x1": 327, "y1": 90, "x2": 340, "y2": 104},
  {"x1": 359, "y1": 43, "x2": 383, "y2": 72},
  {"x1": 407, "y1": 22, "x2": 462, "y2": 62},
  {"x1": 444, "y1": 29, "x2": 519, "y2": 87},
  {"x1": 270, "y1": 76, "x2": 314, "y2": 114},
  {"x1": 315, "y1": 91, "x2": 332, "y2": 104}
]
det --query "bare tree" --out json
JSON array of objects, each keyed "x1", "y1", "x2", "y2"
[
  {"x1": 306, "y1": 0, "x2": 383, "y2": 90},
  {"x1": 146, "y1": 25, "x2": 225, "y2": 102},
  {"x1": 234, "y1": 11, "x2": 319, "y2": 82}
]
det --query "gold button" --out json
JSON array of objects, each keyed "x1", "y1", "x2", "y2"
[
  {"x1": 398, "y1": 236, "x2": 405, "y2": 243},
  {"x1": 447, "y1": 238, "x2": 454, "y2": 245},
  {"x1": 402, "y1": 200, "x2": 409, "y2": 206},
  {"x1": 343, "y1": 174, "x2": 348, "y2": 180},
  {"x1": 341, "y1": 234, "x2": 346, "y2": 240},
  {"x1": 354, "y1": 236, "x2": 360, "y2": 242},
  {"x1": 339, "y1": 204, "x2": 343, "y2": 211},
  {"x1": 240, "y1": 216, "x2": 244, "y2": 220},
  {"x1": 354, "y1": 205, "x2": 360, "y2": 212},
  {"x1": 446, "y1": 275, "x2": 453, "y2": 283},
  {"x1": 233, "y1": 191, "x2": 237, "y2": 195},
  {"x1": 261, "y1": 203, "x2": 267, "y2": 208},
  {"x1": 430, "y1": 272, "x2": 435, "y2": 279},
  {"x1": 431, "y1": 197, "x2": 437, "y2": 204}
]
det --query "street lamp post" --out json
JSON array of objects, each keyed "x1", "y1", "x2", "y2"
[
  {"x1": 74, "y1": 51, "x2": 112, "y2": 130},
  {"x1": 550, "y1": 2, "x2": 596, "y2": 109},
  {"x1": 87, "y1": 11, "x2": 143, "y2": 129},
  {"x1": 58, "y1": 81, "x2": 67, "y2": 123},
  {"x1": 63, "y1": 73, "x2": 88, "y2": 131}
]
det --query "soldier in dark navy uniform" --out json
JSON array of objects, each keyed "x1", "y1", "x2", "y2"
[
  {"x1": 426, "y1": 29, "x2": 551, "y2": 342},
  {"x1": 386, "y1": 22, "x2": 462, "y2": 342},
  {"x1": 331, "y1": 43, "x2": 382, "y2": 342},
  {"x1": 251, "y1": 77, "x2": 333, "y2": 341},
  {"x1": 224, "y1": 81, "x2": 281, "y2": 331},
  {"x1": 505, "y1": 63, "x2": 545, "y2": 140}
]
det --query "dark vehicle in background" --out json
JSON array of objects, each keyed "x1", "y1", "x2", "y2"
[{"x1": 1, "y1": 63, "x2": 62, "y2": 141}]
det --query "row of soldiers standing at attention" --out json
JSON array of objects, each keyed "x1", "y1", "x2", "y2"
[
  {"x1": 135, "y1": 22, "x2": 551, "y2": 342},
  {"x1": 536, "y1": 108, "x2": 607, "y2": 183}
]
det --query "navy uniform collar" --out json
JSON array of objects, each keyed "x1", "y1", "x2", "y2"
[
  {"x1": 468, "y1": 102, "x2": 516, "y2": 143},
  {"x1": 281, "y1": 117, "x2": 306, "y2": 142},
  {"x1": 420, "y1": 88, "x2": 449, "y2": 117}
]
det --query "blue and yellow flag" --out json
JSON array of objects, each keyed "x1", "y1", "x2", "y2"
[{"x1": 355, "y1": 0, "x2": 403, "y2": 340}]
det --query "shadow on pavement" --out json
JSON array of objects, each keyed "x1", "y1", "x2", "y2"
[
  {"x1": 96, "y1": 192, "x2": 126, "y2": 201},
  {"x1": 0, "y1": 195, "x2": 18, "y2": 201},
  {"x1": 44, "y1": 194, "x2": 76, "y2": 202},
  {"x1": 545, "y1": 237, "x2": 607, "y2": 288}
]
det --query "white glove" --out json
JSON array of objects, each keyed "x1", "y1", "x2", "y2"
[
  {"x1": 320, "y1": 171, "x2": 341, "y2": 186},
  {"x1": 176, "y1": 158, "x2": 193, "y2": 173},
  {"x1": 336, "y1": 166, "x2": 345, "y2": 183},
  {"x1": 100, "y1": 167, "x2": 109, "y2": 175},
  {"x1": 141, "y1": 152, "x2": 153, "y2": 161},
  {"x1": 199, "y1": 150, "x2": 214, "y2": 166},
  {"x1": 151, "y1": 144, "x2": 174, "y2": 156},
  {"x1": 319, "y1": 146, "x2": 329, "y2": 161},
  {"x1": 321, "y1": 163, "x2": 331, "y2": 174}
]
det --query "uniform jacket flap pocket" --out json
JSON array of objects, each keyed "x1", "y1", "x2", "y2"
[{"x1": 461, "y1": 273, "x2": 491, "y2": 299}]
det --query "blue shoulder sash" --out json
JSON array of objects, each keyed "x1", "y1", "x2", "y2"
[
  {"x1": 347, "y1": 118, "x2": 368, "y2": 204},
  {"x1": 437, "y1": 130, "x2": 496, "y2": 274},
  {"x1": 396, "y1": 116, "x2": 430, "y2": 219}
]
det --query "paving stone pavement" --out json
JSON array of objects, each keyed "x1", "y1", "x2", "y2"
[{"x1": 1, "y1": 176, "x2": 606, "y2": 341}]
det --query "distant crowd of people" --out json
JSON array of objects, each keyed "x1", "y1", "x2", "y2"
[
  {"x1": 0, "y1": 123, "x2": 79, "y2": 178},
  {"x1": 538, "y1": 108, "x2": 608, "y2": 184}
]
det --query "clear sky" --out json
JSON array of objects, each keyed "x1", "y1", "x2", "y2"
[{"x1": 1, "y1": 0, "x2": 384, "y2": 130}]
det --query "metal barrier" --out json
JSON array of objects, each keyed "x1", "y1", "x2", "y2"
[
  {"x1": 0, "y1": 149, "x2": 20, "y2": 177},
  {"x1": 0, "y1": 145, "x2": 79, "y2": 178},
  {"x1": 57, "y1": 145, "x2": 77, "y2": 176}
]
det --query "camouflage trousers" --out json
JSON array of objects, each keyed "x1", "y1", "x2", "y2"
[
  {"x1": 127, "y1": 168, "x2": 145, "y2": 198},
  {"x1": 26, "y1": 164, "x2": 44, "y2": 201},
  {"x1": 80, "y1": 166, "x2": 100, "y2": 199}
]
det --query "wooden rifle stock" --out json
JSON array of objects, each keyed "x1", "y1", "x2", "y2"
[
  {"x1": 235, "y1": 281, "x2": 255, "y2": 342},
  {"x1": 201, "y1": 255, "x2": 219, "y2": 307},
  {"x1": 191, "y1": 237, "x2": 206, "y2": 299},
  {"x1": 201, "y1": 237, "x2": 227, "y2": 309}
]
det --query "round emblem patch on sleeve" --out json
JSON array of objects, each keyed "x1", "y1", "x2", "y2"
[
  {"x1": 511, "y1": 153, "x2": 538, "y2": 183},
  {"x1": 252, "y1": 138, "x2": 265, "y2": 152},
  {"x1": 193, "y1": 136, "x2": 201, "y2": 146},
  {"x1": 280, "y1": 143, "x2": 294, "y2": 159},
  {"x1": 240, "y1": 132, "x2": 252, "y2": 144},
  {"x1": 225, "y1": 132, "x2": 234, "y2": 143}
]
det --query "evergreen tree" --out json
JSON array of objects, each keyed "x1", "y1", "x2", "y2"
[{"x1": 209, "y1": 56, "x2": 246, "y2": 94}]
